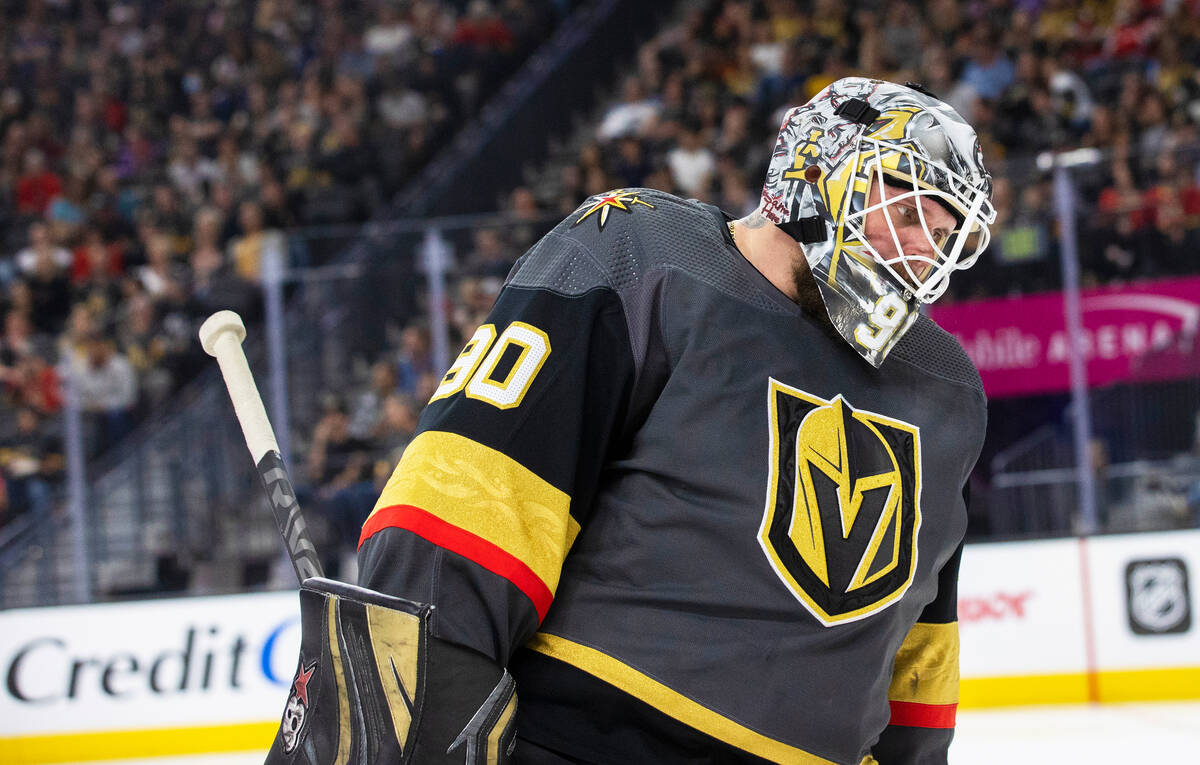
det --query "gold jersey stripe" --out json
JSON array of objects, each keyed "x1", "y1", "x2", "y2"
[
  {"x1": 369, "y1": 430, "x2": 581, "y2": 597},
  {"x1": 888, "y1": 621, "x2": 959, "y2": 705},
  {"x1": 527, "y1": 633, "x2": 872, "y2": 765}
]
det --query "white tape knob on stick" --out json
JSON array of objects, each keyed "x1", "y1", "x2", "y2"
[{"x1": 199, "y1": 310, "x2": 280, "y2": 463}]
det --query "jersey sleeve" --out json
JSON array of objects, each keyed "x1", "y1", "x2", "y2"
[
  {"x1": 358, "y1": 224, "x2": 648, "y2": 664},
  {"x1": 872, "y1": 538, "x2": 963, "y2": 764}
]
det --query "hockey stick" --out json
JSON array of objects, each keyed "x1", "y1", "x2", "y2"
[{"x1": 200, "y1": 310, "x2": 323, "y2": 583}]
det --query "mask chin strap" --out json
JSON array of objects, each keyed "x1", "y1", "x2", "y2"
[
  {"x1": 777, "y1": 97, "x2": 881, "y2": 246},
  {"x1": 777, "y1": 181, "x2": 829, "y2": 243},
  {"x1": 777, "y1": 217, "x2": 827, "y2": 244}
]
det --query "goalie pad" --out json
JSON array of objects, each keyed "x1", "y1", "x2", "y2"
[{"x1": 265, "y1": 577, "x2": 517, "y2": 765}]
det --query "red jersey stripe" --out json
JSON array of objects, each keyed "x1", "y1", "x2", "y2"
[
  {"x1": 887, "y1": 700, "x2": 957, "y2": 729},
  {"x1": 360, "y1": 504, "x2": 555, "y2": 621}
]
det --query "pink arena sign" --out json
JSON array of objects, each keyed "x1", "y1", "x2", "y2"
[{"x1": 928, "y1": 276, "x2": 1200, "y2": 398}]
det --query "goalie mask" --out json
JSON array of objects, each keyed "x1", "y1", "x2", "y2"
[{"x1": 760, "y1": 77, "x2": 996, "y2": 366}]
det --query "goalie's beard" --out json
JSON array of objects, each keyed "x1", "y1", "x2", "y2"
[{"x1": 792, "y1": 256, "x2": 841, "y2": 341}]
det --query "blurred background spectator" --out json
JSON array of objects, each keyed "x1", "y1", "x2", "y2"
[
  {"x1": 71, "y1": 333, "x2": 137, "y2": 457},
  {"x1": 0, "y1": 406, "x2": 62, "y2": 524}
]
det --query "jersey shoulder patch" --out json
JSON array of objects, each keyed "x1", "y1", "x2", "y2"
[
  {"x1": 507, "y1": 188, "x2": 784, "y2": 314},
  {"x1": 507, "y1": 188, "x2": 684, "y2": 296}
]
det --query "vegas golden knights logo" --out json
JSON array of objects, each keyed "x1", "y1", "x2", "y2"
[{"x1": 759, "y1": 378, "x2": 922, "y2": 626}]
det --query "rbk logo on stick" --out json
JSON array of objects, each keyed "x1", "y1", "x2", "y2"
[{"x1": 759, "y1": 378, "x2": 922, "y2": 626}]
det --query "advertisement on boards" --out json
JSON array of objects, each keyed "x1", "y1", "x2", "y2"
[
  {"x1": 0, "y1": 591, "x2": 300, "y2": 739},
  {"x1": 957, "y1": 538, "x2": 1088, "y2": 680},
  {"x1": 1086, "y1": 530, "x2": 1200, "y2": 670}
]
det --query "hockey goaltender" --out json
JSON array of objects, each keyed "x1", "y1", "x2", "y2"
[{"x1": 265, "y1": 77, "x2": 997, "y2": 765}]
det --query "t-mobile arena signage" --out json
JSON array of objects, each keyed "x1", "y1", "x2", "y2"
[{"x1": 929, "y1": 276, "x2": 1200, "y2": 398}]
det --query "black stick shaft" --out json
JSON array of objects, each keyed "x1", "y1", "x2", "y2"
[{"x1": 256, "y1": 450, "x2": 323, "y2": 582}]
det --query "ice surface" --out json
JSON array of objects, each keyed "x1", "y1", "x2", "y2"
[{"x1": 953, "y1": 701, "x2": 1200, "y2": 763}]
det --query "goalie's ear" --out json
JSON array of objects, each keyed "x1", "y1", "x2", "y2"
[{"x1": 264, "y1": 577, "x2": 517, "y2": 764}]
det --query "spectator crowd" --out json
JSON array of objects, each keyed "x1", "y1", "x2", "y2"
[
  {"x1": 0, "y1": 0, "x2": 566, "y2": 531},
  {"x1": 5, "y1": 0, "x2": 1200, "y2": 555}
]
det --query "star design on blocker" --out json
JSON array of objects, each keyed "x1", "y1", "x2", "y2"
[
  {"x1": 292, "y1": 662, "x2": 316, "y2": 706},
  {"x1": 573, "y1": 189, "x2": 655, "y2": 230}
]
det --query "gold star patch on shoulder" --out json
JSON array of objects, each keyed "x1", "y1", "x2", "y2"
[{"x1": 572, "y1": 189, "x2": 655, "y2": 231}]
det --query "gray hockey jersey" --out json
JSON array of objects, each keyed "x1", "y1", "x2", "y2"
[{"x1": 360, "y1": 188, "x2": 987, "y2": 764}]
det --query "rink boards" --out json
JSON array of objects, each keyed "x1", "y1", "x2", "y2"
[
  {"x1": 958, "y1": 529, "x2": 1199, "y2": 707},
  {"x1": 2, "y1": 529, "x2": 1198, "y2": 763}
]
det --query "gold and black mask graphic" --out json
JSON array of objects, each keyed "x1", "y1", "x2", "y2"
[{"x1": 760, "y1": 379, "x2": 922, "y2": 625}]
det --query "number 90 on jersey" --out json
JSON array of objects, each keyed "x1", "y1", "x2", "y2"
[{"x1": 430, "y1": 322, "x2": 551, "y2": 410}]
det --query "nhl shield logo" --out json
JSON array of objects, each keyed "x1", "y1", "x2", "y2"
[
  {"x1": 759, "y1": 378, "x2": 921, "y2": 626},
  {"x1": 1126, "y1": 558, "x2": 1191, "y2": 635}
]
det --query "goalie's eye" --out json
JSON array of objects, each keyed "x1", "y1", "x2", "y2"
[
  {"x1": 896, "y1": 204, "x2": 919, "y2": 225},
  {"x1": 887, "y1": 197, "x2": 953, "y2": 246},
  {"x1": 890, "y1": 202, "x2": 930, "y2": 235}
]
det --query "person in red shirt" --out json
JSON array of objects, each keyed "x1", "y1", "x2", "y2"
[
  {"x1": 13, "y1": 353, "x2": 63, "y2": 415},
  {"x1": 14, "y1": 148, "x2": 61, "y2": 215},
  {"x1": 70, "y1": 227, "x2": 125, "y2": 284},
  {"x1": 454, "y1": 1, "x2": 514, "y2": 50}
]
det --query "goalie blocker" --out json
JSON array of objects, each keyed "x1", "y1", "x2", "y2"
[{"x1": 266, "y1": 578, "x2": 517, "y2": 764}]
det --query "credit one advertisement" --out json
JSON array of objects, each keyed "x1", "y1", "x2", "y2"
[
  {"x1": 1, "y1": 592, "x2": 300, "y2": 739},
  {"x1": 928, "y1": 275, "x2": 1200, "y2": 398}
]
